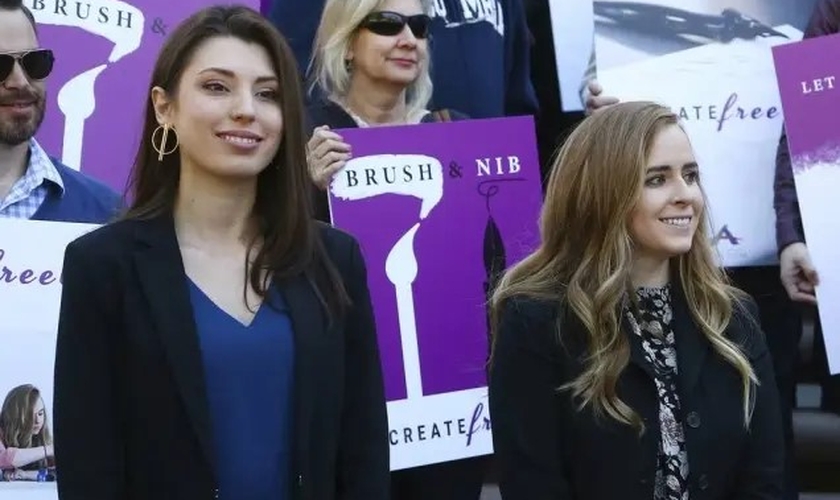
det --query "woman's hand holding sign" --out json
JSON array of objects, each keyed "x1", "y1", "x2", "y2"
[{"x1": 307, "y1": 125, "x2": 352, "y2": 189}]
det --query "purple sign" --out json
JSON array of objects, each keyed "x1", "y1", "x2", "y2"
[
  {"x1": 328, "y1": 117, "x2": 542, "y2": 402},
  {"x1": 328, "y1": 116, "x2": 542, "y2": 468},
  {"x1": 773, "y1": 33, "x2": 840, "y2": 158},
  {"x1": 772, "y1": 34, "x2": 840, "y2": 374},
  {"x1": 30, "y1": 0, "x2": 260, "y2": 193}
]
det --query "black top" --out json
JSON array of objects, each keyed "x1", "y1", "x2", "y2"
[
  {"x1": 53, "y1": 216, "x2": 389, "y2": 500},
  {"x1": 488, "y1": 284, "x2": 784, "y2": 500}
]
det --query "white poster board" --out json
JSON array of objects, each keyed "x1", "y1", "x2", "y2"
[
  {"x1": 548, "y1": 0, "x2": 819, "y2": 266},
  {"x1": 0, "y1": 220, "x2": 97, "y2": 497},
  {"x1": 793, "y1": 164, "x2": 840, "y2": 374},
  {"x1": 771, "y1": 33, "x2": 840, "y2": 374}
]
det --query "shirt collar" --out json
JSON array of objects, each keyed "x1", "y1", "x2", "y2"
[{"x1": 27, "y1": 139, "x2": 65, "y2": 196}]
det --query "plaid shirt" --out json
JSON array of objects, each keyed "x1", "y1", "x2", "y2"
[{"x1": 0, "y1": 140, "x2": 64, "y2": 219}]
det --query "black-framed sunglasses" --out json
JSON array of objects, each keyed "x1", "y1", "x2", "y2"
[
  {"x1": 0, "y1": 49, "x2": 55, "y2": 83},
  {"x1": 359, "y1": 11, "x2": 431, "y2": 39}
]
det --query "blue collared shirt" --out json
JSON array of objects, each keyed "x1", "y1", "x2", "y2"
[{"x1": 0, "y1": 140, "x2": 65, "y2": 219}]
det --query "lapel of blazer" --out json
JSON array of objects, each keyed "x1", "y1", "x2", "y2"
[
  {"x1": 277, "y1": 270, "x2": 328, "y2": 469},
  {"x1": 131, "y1": 215, "x2": 216, "y2": 473}
]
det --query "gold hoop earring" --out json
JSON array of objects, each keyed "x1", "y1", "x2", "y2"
[{"x1": 151, "y1": 123, "x2": 179, "y2": 162}]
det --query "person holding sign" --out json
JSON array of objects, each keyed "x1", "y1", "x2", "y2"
[
  {"x1": 489, "y1": 102, "x2": 784, "y2": 500},
  {"x1": 0, "y1": 0, "x2": 119, "y2": 222},
  {"x1": 305, "y1": 2, "x2": 487, "y2": 500},
  {"x1": 775, "y1": 0, "x2": 840, "y2": 416},
  {"x1": 52, "y1": 5, "x2": 388, "y2": 500},
  {"x1": 305, "y1": 0, "x2": 467, "y2": 221}
]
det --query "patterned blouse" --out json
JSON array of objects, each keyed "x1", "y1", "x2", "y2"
[{"x1": 626, "y1": 285, "x2": 690, "y2": 500}]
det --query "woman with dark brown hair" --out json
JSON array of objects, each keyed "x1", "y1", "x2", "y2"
[
  {"x1": 52, "y1": 5, "x2": 388, "y2": 500},
  {"x1": 0, "y1": 384, "x2": 55, "y2": 482}
]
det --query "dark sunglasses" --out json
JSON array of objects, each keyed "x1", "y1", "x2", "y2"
[
  {"x1": 360, "y1": 11, "x2": 431, "y2": 39},
  {"x1": 0, "y1": 49, "x2": 55, "y2": 83}
]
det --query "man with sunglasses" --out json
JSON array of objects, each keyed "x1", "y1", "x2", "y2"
[{"x1": 0, "y1": 0, "x2": 119, "y2": 222}]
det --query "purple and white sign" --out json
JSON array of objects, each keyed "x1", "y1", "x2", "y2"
[
  {"x1": 549, "y1": 0, "x2": 816, "y2": 266},
  {"x1": 328, "y1": 116, "x2": 543, "y2": 469},
  {"x1": 29, "y1": 0, "x2": 259, "y2": 191},
  {"x1": 0, "y1": 220, "x2": 97, "y2": 498},
  {"x1": 773, "y1": 33, "x2": 840, "y2": 374}
]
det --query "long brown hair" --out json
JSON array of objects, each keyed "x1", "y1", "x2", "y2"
[
  {"x1": 0, "y1": 384, "x2": 52, "y2": 451},
  {"x1": 491, "y1": 101, "x2": 757, "y2": 432},
  {"x1": 122, "y1": 5, "x2": 349, "y2": 318}
]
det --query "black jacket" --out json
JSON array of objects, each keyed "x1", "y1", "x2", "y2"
[
  {"x1": 53, "y1": 216, "x2": 389, "y2": 500},
  {"x1": 489, "y1": 286, "x2": 784, "y2": 500}
]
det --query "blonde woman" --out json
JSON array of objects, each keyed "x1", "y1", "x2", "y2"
[
  {"x1": 488, "y1": 102, "x2": 784, "y2": 500},
  {"x1": 0, "y1": 385, "x2": 55, "y2": 482},
  {"x1": 304, "y1": 0, "x2": 466, "y2": 221}
]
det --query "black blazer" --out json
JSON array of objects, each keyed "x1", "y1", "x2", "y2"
[
  {"x1": 488, "y1": 287, "x2": 784, "y2": 500},
  {"x1": 53, "y1": 215, "x2": 389, "y2": 500}
]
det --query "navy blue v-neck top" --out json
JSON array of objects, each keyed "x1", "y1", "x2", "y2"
[{"x1": 188, "y1": 280, "x2": 295, "y2": 500}]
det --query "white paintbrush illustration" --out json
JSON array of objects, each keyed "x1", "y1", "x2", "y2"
[
  {"x1": 331, "y1": 154, "x2": 444, "y2": 399},
  {"x1": 56, "y1": 64, "x2": 107, "y2": 170},
  {"x1": 32, "y1": 0, "x2": 145, "y2": 170}
]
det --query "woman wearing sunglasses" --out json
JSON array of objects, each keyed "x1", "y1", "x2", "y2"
[
  {"x1": 305, "y1": 0, "x2": 468, "y2": 220},
  {"x1": 305, "y1": 2, "x2": 488, "y2": 500}
]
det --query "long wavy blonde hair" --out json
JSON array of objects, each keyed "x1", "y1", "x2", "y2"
[
  {"x1": 309, "y1": 0, "x2": 434, "y2": 117},
  {"x1": 491, "y1": 101, "x2": 757, "y2": 432},
  {"x1": 0, "y1": 384, "x2": 52, "y2": 450}
]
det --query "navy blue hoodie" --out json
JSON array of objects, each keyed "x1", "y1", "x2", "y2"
[{"x1": 267, "y1": 0, "x2": 538, "y2": 119}]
